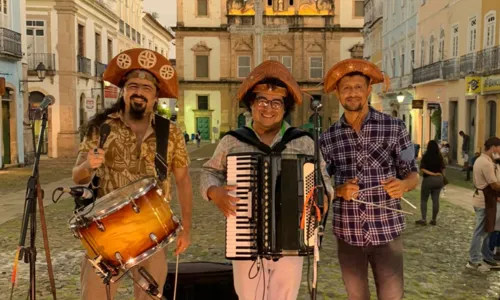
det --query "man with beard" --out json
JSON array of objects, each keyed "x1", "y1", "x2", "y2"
[
  {"x1": 72, "y1": 48, "x2": 193, "y2": 299},
  {"x1": 200, "y1": 60, "x2": 332, "y2": 300},
  {"x1": 319, "y1": 59, "x2": 419, "y2": 299}
]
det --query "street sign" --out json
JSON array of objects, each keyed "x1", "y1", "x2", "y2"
[{"x1": 427, "y1": 102, "x2": 440, "y2": 110}]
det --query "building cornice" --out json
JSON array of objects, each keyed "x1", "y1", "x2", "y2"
[
  {"x1": 143, "y1": 13, "x2": 175, "y2": 40},
  {"x1": 79, "y1": 0, "x2": 120, "y2": 25},
  {"x1": 174, "y1": 25, "x2": 362, "y2": 33}
]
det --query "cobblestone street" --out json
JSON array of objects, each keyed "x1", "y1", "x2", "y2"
[{"x1": 1, "y1": 143, "x2": 500, "y2": 299}]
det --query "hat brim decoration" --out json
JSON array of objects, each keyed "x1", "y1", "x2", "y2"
[
  {"x1": 236, "y1": 60, "x2": 302, "y2": 105},
  {"x1": 323, "y1": 59, "x2": 386, "y2": 93},
  {"x1": 103, "y1": 48, "x2": 178, "y2": 98}
]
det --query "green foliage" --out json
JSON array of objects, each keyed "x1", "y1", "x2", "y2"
[{"x1": 431, "y1": 107, "x2": 442, "y2": 141}]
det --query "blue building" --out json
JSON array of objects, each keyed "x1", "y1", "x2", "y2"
[{"x1": 0, "y1": 0, "x2": 25, "y2": 168}]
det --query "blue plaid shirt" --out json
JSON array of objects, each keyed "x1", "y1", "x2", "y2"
[{"x1": 320, "y1": 107, "x2": 418, "y2": 246}]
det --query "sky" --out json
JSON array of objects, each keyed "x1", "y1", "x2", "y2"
[{"x1": 143, "y1": 0, "x2": 177, "y2": 27}]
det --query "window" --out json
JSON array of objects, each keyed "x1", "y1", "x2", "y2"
[
  {"x1": 107, "y1": 39, "x2": 113, "y2": 62},
  {"x1": 354, "y1": 0, "x2": 364, "y2": 17},
  {"x1": 309, "y1": 57, "x2": 323, "y2": 79},
  {"x1": 238, "y1": 56, "x2": 251, "y2": 78},
  {"x1": 401, "y1": 48, "x2": 405, "y2": 75},
  {"x1": 26, "y1": 20, "x2": 46, "y2": 55},
  {"x1": 485, "y1": 13, "x2": 496, "y2": 48},
  {"x1": 410, "y1": 42, "x2": 415, "y2": 68},
  {"x1": 282, "y1": 56, "x2": 292, "y2": 73},
  {"x1": 439, "y1": 29, "x2": 445, "y2": 60},
  {"x1": 487, "y1": 101, "x2": 497, "y2": 138},
  {"x1": 197, "y1": 0, "x2": 208, "y2": 16},
  {"x1": 420, "y1": 39, "x2": 425, "y2": 67},
  {"x1": 469, "y1": 17, "x2": 477, "y2": 53},
  {"x1": 452, "y1": 25, "x2": 459, "y2": 57},
  {"x1": 119, "y1": 20, "x2": 124, "y2": 34},
  {"x1": 132, "y1": 28, "x2": 136, "y2": 42},
  {"x1": 137, "y1": 32, "x2": 141, "y2": 45},
  {"x1": 1, "y1": 0, "x2": 7, "y2": 14},
  {"x1": 197, "y1": 95, "x2": 209, "y2": 110},
  {"x1": 196, "y1": 55, "x2": 209, "y2": 78},
  {"x1": 78, "y1": 24, "x2": 85, "y2": 56},
  {"x1": 429, "y1": 35, "x2": 435, "y2": 64},
  {"x1": 126, "y1": 23, "x2": 130, "y2": 38},
  {"x1": 95, "y1": 32, "x2": 101, "y2": 62},
  {"x1": 392, "y1": 50, "x2": 396, "y2": 76}
]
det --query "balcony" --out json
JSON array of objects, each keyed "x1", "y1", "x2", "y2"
[
  {"x1": 413, "y1": 61, "x2": 443, "y2": 84},
  {"x1": 459, "y1": 53, "x2": 477, "y2": 76},
  {"x1": 28, "y1": 53, "x2": 56, "y2": 75},
  {"x1": 390, "y1": 76, "x2": 401, "y2": 91},
  {"x1": 402, "y1": 74, "x2": 413, "y2": 88},
  {"x1": 0, "y1": 27, "x2": 22, "y2": 60},
  {"x1": 77, "y1": 55, "x2": 91, "y2": 75},
  {"x1": 95, "y1": 61, "x2": 106, "y2": 77},
  {"x1": 443, "y1": 58, "x2": 460, "y2": 80},
  {"x1": 476, "y1": 47, "x2": 500, "y2": 75}
]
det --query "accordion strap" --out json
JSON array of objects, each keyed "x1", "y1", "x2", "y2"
[
  {"x1": 225, "y1": 126, "x2": 311, "y2": 154},
  {"x1": 154, "y1": 114, "x2": 170, "y2": 182}
]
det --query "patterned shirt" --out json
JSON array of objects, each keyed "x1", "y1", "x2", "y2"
[
  {"x1": 78, "y1": 112, "x2": 190, "y2": 200},
  {"x1": 320, "y1": 107, "x2": 418, "y2": 247},
  {"x1": 200, "y1": 122, "x2": 333, "y2": 201}
]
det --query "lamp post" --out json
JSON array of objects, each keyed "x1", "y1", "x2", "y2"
[{"x1": 397, "y1": 92, "x2": 405, "y2": 103}]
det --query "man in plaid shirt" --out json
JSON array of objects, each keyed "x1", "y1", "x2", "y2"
[{"x1": 320, "y1": 59, "x2": 419, "y2": 299}]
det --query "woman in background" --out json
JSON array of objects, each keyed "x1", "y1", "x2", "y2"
[{"x1": 416, "y1": 140, "x2": 446, "y2": 226}]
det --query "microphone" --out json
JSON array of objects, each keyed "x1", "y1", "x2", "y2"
[
  {"x1": 62, "y1": 187, "x2": 94, "y2": 200},
  {"x1": 37, "y1": 95, "x2": 55, "y2": 111},
  {"x1": 310, "y1": 99, "x2": 322, "y2": 112},
  {"x1": 98, "y1": 123, "x2": 111, "y2": 149}
]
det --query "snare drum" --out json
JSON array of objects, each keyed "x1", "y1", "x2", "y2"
[{"x1": 69, "y1": 177, "x2": 180, "y2": 271}]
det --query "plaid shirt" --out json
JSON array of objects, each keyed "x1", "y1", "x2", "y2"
[
  {"x1": 200, "y1": 122, "x2": 333, "y2": 201},
  {"x1": 320, "y1": 107, "x2": 418, "y2": 246}
]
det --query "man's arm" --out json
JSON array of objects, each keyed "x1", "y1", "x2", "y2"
[
  {"x1": 200, "y1": 138, "x2": 229, "y2": 201},
  {"x1": 72, "y1": 131, "x2": 102, "y2": 184},
  {"x1": 172, "y1": 166, "x2": 193, "y2": 231},
  {"x1": 402, "y1": 171, "x2": 419, "y2": 192}
]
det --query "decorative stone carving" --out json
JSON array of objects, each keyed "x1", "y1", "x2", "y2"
[{"x1": 191, "y1": 41, "x2": 212, "y2": 52}]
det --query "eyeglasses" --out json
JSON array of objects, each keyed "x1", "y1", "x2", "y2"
[
  {"x1": 125, "y1": 83, "x2": 156, "y2": 94},
  {"x1": 255, "y1": 98, "x2": 284, "y2": 110}
]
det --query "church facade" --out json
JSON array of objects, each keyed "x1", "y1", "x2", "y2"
[{"x1": 174, "y1": 0, "x2": 364, "y2": 140}]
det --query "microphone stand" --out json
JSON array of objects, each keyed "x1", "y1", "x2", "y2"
[
  {"x1": 310, "y1": 100, "x2": 324, "y2": 300},
  {"x1": 10, "y1": 108, "x2": 57, "y2": 300}
]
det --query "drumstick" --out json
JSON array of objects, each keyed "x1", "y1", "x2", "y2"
[
  {"x1": 350, "y1": 198, "x2": 413, "y2": 215},
  {"x1": 352, "y1": 185, "x2": 417, "y2": 209},
  {"x1": 401, "y1": 197, "x2": 417, "y2": 209}
]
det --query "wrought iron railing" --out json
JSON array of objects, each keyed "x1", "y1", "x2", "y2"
[
  {"x1": 95, "y1": 61, "x2": 106, "y2": 77},
  {"x1": 0, "y1": 27, "x2": 22, "y2": 58},
  {"x1": 77, "y1": 55, "x2": 91, "y2": 75},
  {"x1": 443, "y1": 58, "x2": 460, "y2": 80},
  {"x1": 28, "y1": 53, "x2": 56, "y2": 71},
  {"x1": 413, "y1": 61, "x2": 443, "y2": 84}
]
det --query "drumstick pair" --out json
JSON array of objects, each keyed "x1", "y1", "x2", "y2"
[{"x1": 349, "y1": 185, "x2": 416, "y2": 215}]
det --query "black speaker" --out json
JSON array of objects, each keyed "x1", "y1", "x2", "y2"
[{"x1": 163, "y1": 262, "x2": 238, "y2": 300}]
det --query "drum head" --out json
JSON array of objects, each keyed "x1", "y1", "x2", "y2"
[{"x1": 87, "y1": 176, "x2": 158, "y2": 220}]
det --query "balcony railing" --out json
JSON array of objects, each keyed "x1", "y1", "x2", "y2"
[
  {"x1": 402, "y1": 74, "x2": 413, "y2": 88},
  {"x1": 390, "y1": 76, "x2": 401, "y2": 91},
  {"x1": 28, "y1": 53, "x2": 56, "y2": 72},
  {"x1": 476, "y1": 47, "x2": 500, "y2": 75},
  {"x1": 459, "y1": 53, "x2": 477, "y2": 75},
  {"x1": 77, "y1": 55, "x2": 91, "y2": 75},
  {"x1": 443, "y1": 58, "x2": 460, "y2": 80},
  {"x1": 95, "y1": 61, "x2": 106, "y2": 77},
  {"x1": 0, "y1": 27, "x2": 22, "y2": 59},
  {"x1": 413, "y1": 61, "x2": 443, "y2": 84}
]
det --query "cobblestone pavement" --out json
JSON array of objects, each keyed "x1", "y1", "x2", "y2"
[{"x1": 1, "y1": 144, "x2": 500, "y2": 299}]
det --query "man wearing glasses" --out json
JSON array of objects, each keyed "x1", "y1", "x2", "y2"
[
  {"x1": 201, "y1": 60, "x2": 332, "y2": 300},
  {"x1": 319, "y1": 59, "x2": 419, "y2": 299}
]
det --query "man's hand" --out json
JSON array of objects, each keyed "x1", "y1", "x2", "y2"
[
  {"x1": 207, "y1": 185, "x2": 240, "y2": 217},
  {"x1": 335, "y1": 178, "x2": 359, "y2": 201},
  {"x1": 86, "y1": 148, "x2": 105, "y2": 169},
  {"x1": 175, "y1": 226, "x2": 191, "y2": 256},
  {"x1": 381, "y1": 177, "x2": 406, "y2": 199}
]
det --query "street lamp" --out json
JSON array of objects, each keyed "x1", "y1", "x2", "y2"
[
  {"x1": 20, "y1": 62, "x2": 47, "y2": 87},
  {"x1": 174, "y1": 104, "x2": 179, "y2": 112},
  {"x1": 397, "y1": 92, "x2": 405, "y2": 103}
]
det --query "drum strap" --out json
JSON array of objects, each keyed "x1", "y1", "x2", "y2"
[{"x1": 154, "y1": 114, "x2": 171, "y2": 182}]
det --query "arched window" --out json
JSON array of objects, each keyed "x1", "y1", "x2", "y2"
[
  {"x1": 486, "y1": 100, "x2": 497, "y2": 138},
  {"x1": 485, "y1": 12, "x2": 496, "y2": 48},
  {"x1": 429, "y1": 35, "x2": 435, "y2": 64},
  {"x1": 392, "y1": 110, "x2": 398, "y2": 118},
  {"x1": 439, "y1": 29, "x2": 445, "y2": 60},
  {"x1": 420, "y1": 39, "x2": 425, "y2": 67}
]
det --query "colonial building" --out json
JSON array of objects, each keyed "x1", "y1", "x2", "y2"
[
  {"x1": 175, "y1": 0, "x2": 364, "y2": 140},
  {"x1": 362, "y1": 0, "x2": 383, "y2": 110},
  {"x1": 0, "y1": 0, "x2": 27, "y2": 168},
  {"x1": 25, "y1": 0, "x2": 174, "y2": 159}
]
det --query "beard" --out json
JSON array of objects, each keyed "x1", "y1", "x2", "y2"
[
  {"x1": 129, "y1": 94, "x2": 148, "y2": 120},
  {"x1": 342, "y1": 97, "x2": 364, "y2": 112}
]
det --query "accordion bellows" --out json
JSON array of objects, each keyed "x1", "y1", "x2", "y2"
[
  {"x1": 323, "y1": 58, "x2": 386, "y2": 93},
  {"x1": 236, "y1": 60, "x2": 303, "y2": 105}
]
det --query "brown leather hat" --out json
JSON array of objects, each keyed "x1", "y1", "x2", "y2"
[{"x1": 323, "y1": 59, "x2": 386, "y2": 93}]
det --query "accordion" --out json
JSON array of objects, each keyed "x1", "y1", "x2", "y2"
[{"x1": 225, "y1": 152, "x2": 317, "y2": 261}]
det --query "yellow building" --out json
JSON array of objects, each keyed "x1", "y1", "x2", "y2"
[
  {"x1": 175, "y1": 0, "x2": 365, "y2": 140},
  {"x1": 412, "y1": 0, "x2": 500, "y2": 164}
]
